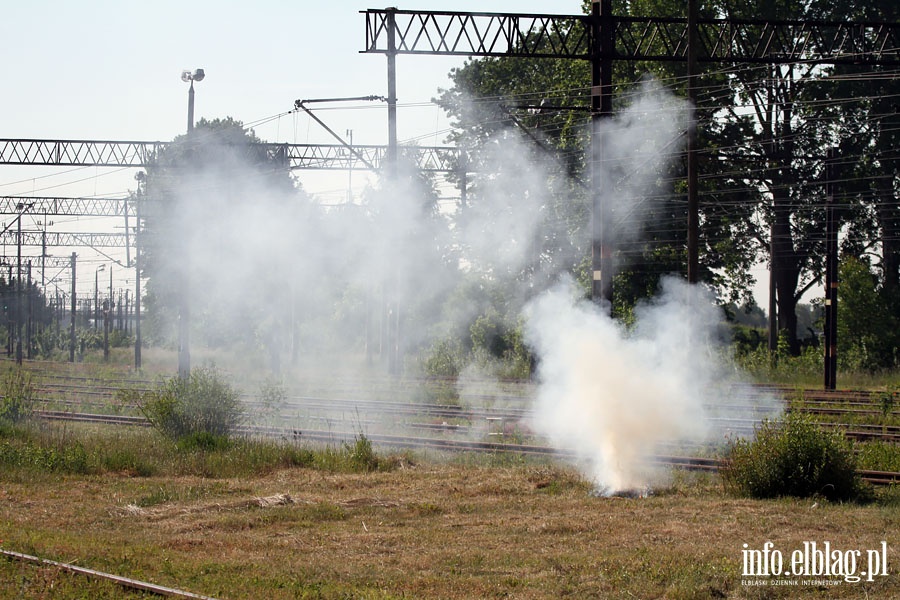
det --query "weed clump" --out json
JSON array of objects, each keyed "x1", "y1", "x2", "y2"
[
  {"x1": 722, "y1": 413, "x2": 868, "y2": 502},
  {"x1": 0, "y1": 368, "x2": 34, "y2": 425},
  {"x1": 137, "y1": 367, "x2": 243, "y2": 445}
]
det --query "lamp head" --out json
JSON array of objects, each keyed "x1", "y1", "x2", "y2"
[{"x1": 182, "y1": 68, "x2": 205, "y2": 83}]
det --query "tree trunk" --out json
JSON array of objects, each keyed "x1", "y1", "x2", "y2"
[
  {"x1": 876, "y1": 175, "x2": 900, "y2": 296},
  {"x1": 772, "y1": 189, "x2": 801, "y2": 354}
]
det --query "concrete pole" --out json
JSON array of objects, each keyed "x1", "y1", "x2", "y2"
[{"x1": 590, "y1": 0, "x2": 614, "y2": 307}]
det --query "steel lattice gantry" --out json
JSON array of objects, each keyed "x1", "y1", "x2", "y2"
[
  {"x1": 362, "y1": 9, "x2": 899, "y2": 64},
  {"x1": 0, "y1": 231, "x2": 130, "y2": 248},
  {"x1": 361, "y1": 4, "x2": 900, "y2": 306},
  {"x1": 0, "y1": 255, "x2": 73, "y2": 269},
  {"x1": 0, "y1": 196, "x2": 134, "y2": 217},
  {"x1": 0, "y1": 139, "x2": 460, "y2": 172}
]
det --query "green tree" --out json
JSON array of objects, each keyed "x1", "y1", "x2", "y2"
[
  {"x1": 837, "y1": 257, "x2": 899, "y2": 370},
  {"x1": 806, "y1": 0, "x2": 900, "y2": 349},
  {"x1": 139, "y1": 117, "x2": 312, "y2": 365},
  {"x1": 434, "y1": 0, "x2": 747, "y2": 321},
  {"x1": 700, "y1": 0, "x2": 899, "y2": 354}
]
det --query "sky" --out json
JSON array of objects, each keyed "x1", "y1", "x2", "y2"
[
  {"x1": 1, "y1": 1, "x2": 775, "y2": 307},
  {"x1": 0, "y1": 1, "x2": 587, "y2": 296}
]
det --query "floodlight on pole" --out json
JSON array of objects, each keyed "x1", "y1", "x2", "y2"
[
  {"x1": 182, "y1": 68, "x2": 204, "y2": 133},
  {"x1": 178, "y1": 68, "x2": 204, "y2": 378}
]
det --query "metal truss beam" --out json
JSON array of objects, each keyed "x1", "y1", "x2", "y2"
[
  {"x1": 289, "y1": 144, "x2": 459, "y2": 172},
  {"x1": 0, "y1": 196, "x2": 133, "y2": 217},
  {"x1": 0, "y1": 139, "x2": 164, "y2": 168},
  {"x1": 617, "y1": 17, "x2": 900, "y2": 64},
  {"x1": 0, "y1": 255, "x2": 73, "y2": 270},
  {"x1": 0, "y1": 139, "x2": 460, "y2": 172},
  {"x1": 362, "y1": 9, "x2": 899, "y2": 65},
  {"x1": 364, "y1": 10, "x2": 590, "y2": 59},
  {"x1": 0, "y1": 231, "x2": 130, "y2": 248}
]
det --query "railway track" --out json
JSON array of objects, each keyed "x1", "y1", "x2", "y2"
[
  {"x1": 29, "y1": 384, "x2": 900, "y2": 444},
  {"x1": 34, "y1": 410, "x2": 900, "y2": 486}
]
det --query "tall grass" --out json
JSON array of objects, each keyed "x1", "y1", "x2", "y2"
[
  {"x1": 0, "y1": 419, "x2": 396, "y2": 479},
  {"x1": 0, "y1": 367, "x2": 35, "y2": 424},
  {"x1": 735, "y1": 343, "x2": 900, "y2": 389}
]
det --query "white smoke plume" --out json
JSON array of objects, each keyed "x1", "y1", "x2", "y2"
[
  {"x1": 600, "y1": 79, "x2": 690, "y2": 250},
  {"x1": 520, "y1": 79, "x2": 777, "y2": 493},
  {"x1": 526, "y1": 276, "x2": 728, "y2": 493},
  {"x1": 141, "y1": 80, "x2": 777, "y2": 469}
]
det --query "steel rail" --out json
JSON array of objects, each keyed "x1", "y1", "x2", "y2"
[
  {"x1": 28, "y1": 379, "x2": 900, "y2": 443},
  {"x1": 0, "y1": 549, "x2": 217, "y2": 599}
]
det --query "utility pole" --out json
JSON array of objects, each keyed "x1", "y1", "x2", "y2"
[
  {"x1": 823, "y1": 148, "x2": 839, "y2": 390},
  {"x1": 135, "y1": 211, "x2": 141, "y2": 369},
  {"x1": 385, "y1": 7, "x2": 401, "y2": 375},
  {"x1": 104, "y1": 266, "x2": 112, "y2": 361},
  {"x1": 16, "y1": 203, "x2": 24, "y2": 364},
  {"x1": 6, "y1": 264, "x2": 12, "y2": 357},
  {"x1": 686, "y1": 0, "x2": 699, "y2": 283},
  {"x1": 179, "y1": 68, "x2": 203, "y2": 379},
  {"x1": 591, "y1": 0, "x2": 614, "y2": 307},
  {"x1": 69, "y1": 253, "x2": 76, "y2": 362},
  {"x1": 768, "y1": 230, "x2": 778, "y2": 354},
  {"x1": 26, "y1": 261, "x2": 32, "y2": 360},
  {"x1": 134, "y1": 173, "x2": 143, "y2": 370}
]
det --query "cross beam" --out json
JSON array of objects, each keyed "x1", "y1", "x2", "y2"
[
  {"x1": 0, "y1": 231, "x2": 130, "y2": 248},
  {"x1": 0, "y1": 196, "x2": 134, "y2": 217},
  {"x1": 363, "y1": 9, "x2": 899, "y2": 64},
  {"x1": 0, "y1": 139, "x2": 460, "y2": 172},
  {"x1": 0, "y1": 255, "x2": 73, "y2": 270}
]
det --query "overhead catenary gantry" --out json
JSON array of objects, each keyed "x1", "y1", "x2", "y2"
[
  {"x1": 0, "y1": 136, "x2": 467, "y2": 371},
  {"x1": 0, "y1": 196, "x2": 135, "y2": 217},
  {"x1": 0, "y1": 231, "x2": 130, "y2": 248},
  {"x1": 0, "y1": 139, "x2": 461, "y2": 173},
  {"x1": 362, "y1": 8, "x2": 898, "y2": 63}
]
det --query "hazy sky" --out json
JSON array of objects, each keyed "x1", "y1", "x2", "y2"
[
  {"x1": 0, "y1": 1, "x2": 585, "y2": 293},
  {"x1": 2, "y1": 2, "x2": 583, "y2": 156}
]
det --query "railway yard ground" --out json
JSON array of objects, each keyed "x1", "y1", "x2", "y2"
[{"x1": 1, "y1": 357, "x2": 899, "y2": 599}]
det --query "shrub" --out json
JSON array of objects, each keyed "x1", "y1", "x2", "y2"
[
  {"x1": 138, "y1": 367, "x2": 243, "y2": 443},
  {"x1": 423, "y1": 338, "x2": 465, "y2": 377},
  {"x1": 348, "y1": 434, "x2": 379, "y2": 472},
  {"x1": 257, "y1": 378, "x2": 287, "y2": 425},
  {"x1": 0, "y1": 368, "x2": 34, "y2": 425},
  {"x1": 722, "y1": 413, "x2": 868, "y2": 502}
]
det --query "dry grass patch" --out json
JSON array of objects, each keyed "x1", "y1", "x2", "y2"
[{"x1": 1, "y1": 464, "x2": 899, "y2": 599}]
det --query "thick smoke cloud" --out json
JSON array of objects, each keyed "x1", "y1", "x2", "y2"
[
  {"x1": 144, "y1": 82, "x2": 775, "y2": 488},
  {"x1": 526, "y1": 276, "x2": 730, "y2": 493},
  {"x1": 520, "y1": 80, "x2": 778, "y2": 493}
]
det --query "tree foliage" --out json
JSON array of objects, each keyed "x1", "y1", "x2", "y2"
[
  {"x1": 434, "y1": 0, "x2": 899, "y2": 368},
  {"x1": 837, "y1": 257, "x2": 899, "y2": 370},
  {"x1": 139, "y1": 117, "x2": 311, "y2": 361}
]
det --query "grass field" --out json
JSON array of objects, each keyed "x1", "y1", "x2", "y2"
[
  {"x1": 2, "y1": 446, "x2": 899, "y2": 599},
  {"x1": 2, "y1": 355, "x2": 899, "y2": 599}
]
